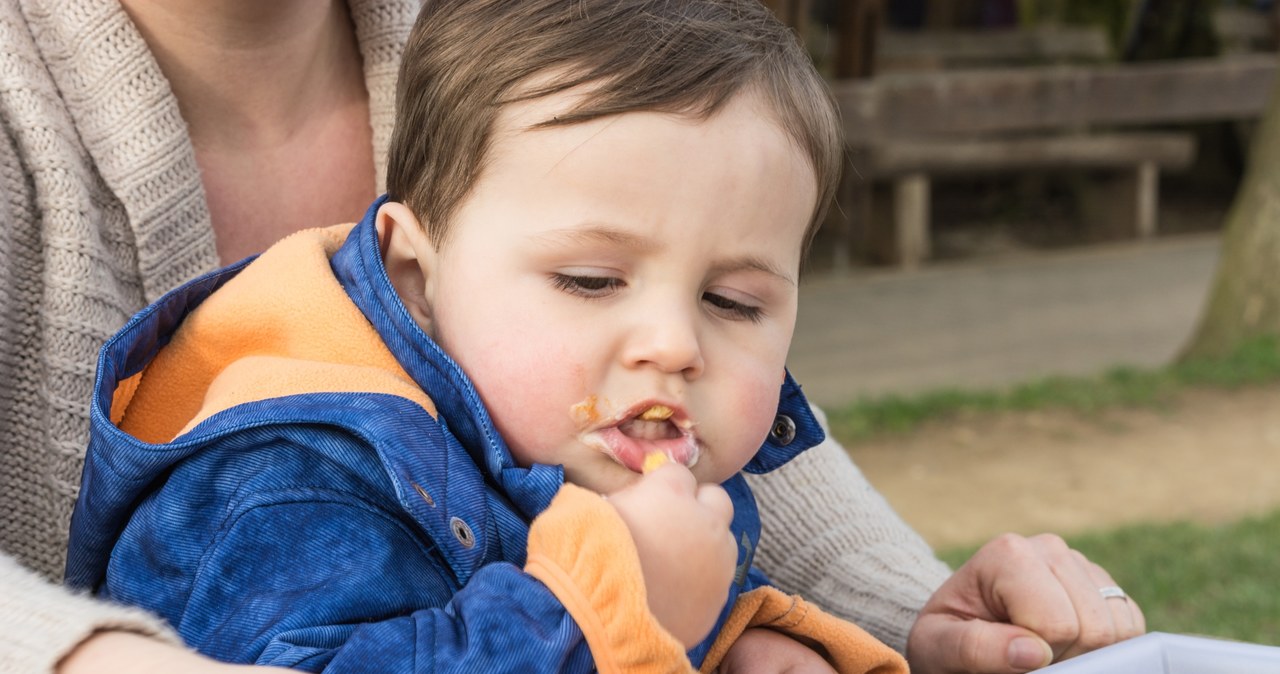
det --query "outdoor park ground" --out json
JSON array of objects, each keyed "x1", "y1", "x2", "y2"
[{"x1": 844, "y1": 384, "x2": 1280, "y2": 550}]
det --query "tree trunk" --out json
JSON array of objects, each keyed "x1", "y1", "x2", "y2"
[{"x1": 1181, "y1": 73, "x2": 1280, "y2": 360}]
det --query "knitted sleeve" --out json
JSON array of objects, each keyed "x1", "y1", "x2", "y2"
[
  {"x1": 0, "y1": 553, "x2": 181, "y2": 674},
  {"x1": 744, "y1": 405, "x2": 953, "y2": 653}
]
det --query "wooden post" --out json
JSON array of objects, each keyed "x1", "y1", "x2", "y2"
[
  {"x1": 835, "y1": 0, "x2": 883, "y2": 79},
  {"x1": 895, "y1": 173, "x2": 930, "y2": 268},
  {"x1": 826, "y1": 0, "x2": 881, "y2": 272},
  {"x1": 760, "y1": 0, "x2": 809, "y2": 40},
  {"x1": 825, "y1": 154, "x2": 855, "y2": 271},
  {"x1": 1136, "y1": 161, "x2": 1158, "y2": 239}
]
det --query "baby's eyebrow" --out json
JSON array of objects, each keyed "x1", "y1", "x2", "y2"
[
  {"x1": 532, "y1": 225, "x2": 660, "y2": 253},
  {"x1": 708, "y1": 257, "x2": 796, "y2": 287}
]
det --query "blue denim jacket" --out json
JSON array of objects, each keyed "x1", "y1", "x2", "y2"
[{"x1": 65, "y1": 197, "x2": 825, "y2": 672}]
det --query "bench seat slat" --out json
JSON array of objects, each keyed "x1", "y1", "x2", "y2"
[{"x1": 863, "y1": 132, "x2": 1196, "y2": 176}]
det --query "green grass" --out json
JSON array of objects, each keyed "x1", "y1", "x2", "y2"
[
  {"x1": 825, "y1": 335, "x2": 1280, "y2": 445},
  {"x1": 936, "y1": 509, "x2": 1280, "y2": 646}
]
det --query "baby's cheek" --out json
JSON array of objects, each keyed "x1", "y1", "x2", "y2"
[
  {"x1": 743, "y1": 389, "x2": 781, "y2": 442},
  {"x1": 464, "y1": 360, "x2": 556, "y2": 464},
  {"x1": 719, "y1": 372, "x2": 785, "y2": 470}
]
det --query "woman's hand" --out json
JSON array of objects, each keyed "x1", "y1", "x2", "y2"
[
  {"x1": 906, "y1": 533, "x2": 1145, "y2": 674},
  {"x1": 608, "y1": 462, "x2": 738, "y2": 648},
  {"x1": 719, "y1": 628, "x2": 837, "y2": 673}
]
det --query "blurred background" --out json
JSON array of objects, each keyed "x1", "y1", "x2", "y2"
[{"x1": 769, "y1": 0, "x2": 1280, "y2": 646}]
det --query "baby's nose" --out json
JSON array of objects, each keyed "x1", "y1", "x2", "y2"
[{"x1": 622, "y1": 306, "x2": 704, "y2": 378}]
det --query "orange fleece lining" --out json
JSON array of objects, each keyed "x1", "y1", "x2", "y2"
[{"x1": 110, "y1": 225, "x2": 434, "y2": 443}]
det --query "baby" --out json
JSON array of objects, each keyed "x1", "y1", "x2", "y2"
[{"x1": 66, "y1": 0, "x2": 904, "y2": 671}]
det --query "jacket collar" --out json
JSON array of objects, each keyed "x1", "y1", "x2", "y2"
[{"x1": 331, "y1": 197, "x2": 566, "y2": 519}]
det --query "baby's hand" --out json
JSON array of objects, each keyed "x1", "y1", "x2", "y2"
[
  {"x1": 719, "y1": 628, "x2": 837, "y2": 673},
  {"x1": 607, "y1": 462, "x2": 737, "y2": 648}
]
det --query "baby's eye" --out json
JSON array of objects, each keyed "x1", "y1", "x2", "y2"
[
  {"x1": 703, "y1": 291, "x2": 764, "y2": 323},
  {"x1": 550, "y1": 273, "x2": 624, "y2": 298}
]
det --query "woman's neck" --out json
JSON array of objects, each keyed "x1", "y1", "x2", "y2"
[
  {"x1": 121, "y1": 0, "x2": 377, "y2": 264},
  {"x1": 120, "y1": 0, "x2": 368, "y2": 151}
]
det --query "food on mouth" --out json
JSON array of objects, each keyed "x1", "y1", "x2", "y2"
[
  {"x1": 637, "y1": 404, "x2": 673, "y2": 421},
  {"x1": 642, "y1": 451, "x2": 670, "y2": 473},
  {"x1": 570, "y1": 395, "x2": 601, "y2": 427}
]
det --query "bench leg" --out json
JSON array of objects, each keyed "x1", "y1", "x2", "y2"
[
  {"x1": 895, "y1": 173, "x2": 930, "y2": 269},
  {"x1": 1078, "y1": 163, "x2": 1160, "y2": 242},
  {"x1": 1136, "y1": 161, "x2": 1158, "y2": 239}
]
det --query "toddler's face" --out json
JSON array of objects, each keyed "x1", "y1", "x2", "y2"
[{"x1": 391, "y1": 88, "x2": 816, "y2": 494}]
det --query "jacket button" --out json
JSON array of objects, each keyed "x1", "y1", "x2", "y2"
[
  {"x1": 411, "y1": 482, "x2": 435, "y2": 507},
  {"x1": 770, "y1": 414, "x2": 796, "y2": 445},
  {"x1": 450, "y1": 517, "x2": 475, "y2": 549}
]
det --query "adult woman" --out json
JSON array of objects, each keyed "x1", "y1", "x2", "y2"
[{"x1": 0, "y1": 1, "x2": 1141, "y2": 672}]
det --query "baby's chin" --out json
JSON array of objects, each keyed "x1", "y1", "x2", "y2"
[{"x1": 560, "y1": 461, "x2": 644, "y2": 496}]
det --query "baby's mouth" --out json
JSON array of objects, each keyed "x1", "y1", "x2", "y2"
[
  {"x1": 618, "y1": 405, "x2": 682, "y2": 441},
  {"x1": 577, "y1": 401, "x2": 700, "y2": 472}
]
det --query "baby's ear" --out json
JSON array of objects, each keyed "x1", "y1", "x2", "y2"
[{"x1": 376, "y1": 201, "x2": 437, "y2": 333}]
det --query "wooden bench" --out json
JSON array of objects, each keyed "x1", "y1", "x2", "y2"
[
  {"x1": 829, "y1": 54, "x2": 1278, "y2": 268},
  {"x1": 877, "y1": 25, "x2": 1111, "y2": 72}
]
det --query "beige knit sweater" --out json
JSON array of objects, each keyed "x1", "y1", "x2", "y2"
[{"x1": 0, "y1": 0, "x2": 949, "y2": 669}]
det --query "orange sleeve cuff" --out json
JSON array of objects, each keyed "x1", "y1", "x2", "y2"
[
  {"x1": 699, "y1": 586, "x2": 908, "y2": 674},
  {"x1": 524, "y1": 484, "x2": 693, "y2": 674}
]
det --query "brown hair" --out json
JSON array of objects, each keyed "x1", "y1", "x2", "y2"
[{"x1": 386, "y1": 0, "x2": 842, "y2": 253}]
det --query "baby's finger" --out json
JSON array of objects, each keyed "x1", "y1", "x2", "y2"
[
  {"x1": 694, "y1": 483, "x2": 734, "y2": 527},
  {"x1": 643, "y1": 460, "x2": 698, "y2": 495}
]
